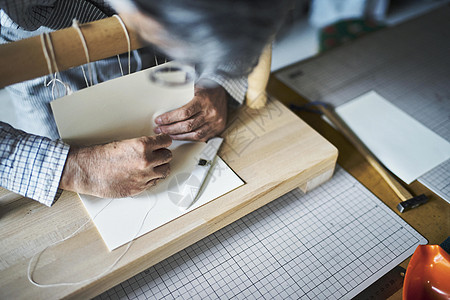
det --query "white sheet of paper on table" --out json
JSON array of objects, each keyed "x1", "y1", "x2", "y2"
[
  {"x1": 336, "y1": 91, "x2": 450, "y2": 184},
  {"x1": 50, "y1": 63, "x2": 244, "y2": 250},
  {"x1": 81, "y1": 142, "x2": 243, "y2": 251}
]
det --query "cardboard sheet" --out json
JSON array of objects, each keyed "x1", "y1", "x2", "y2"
[
  {"x1": 336, "y1": 91, "x2": 450, "y2": 184},
  {"x1": 51, "y1": 62, "x2": 194, "y2": 146}
]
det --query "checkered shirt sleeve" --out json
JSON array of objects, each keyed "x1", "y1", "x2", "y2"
[
  {"x1": 198, "y1": 62, "x2": 248, "y2": 106},
  {"x1": 203, "y1": 73, "x2": 248, "y2": 106},
  {"x1": 0, "y1": 122, "x2": 70, "y2": 206}
]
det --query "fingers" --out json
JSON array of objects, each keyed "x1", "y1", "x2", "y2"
[
  {"x1": 144, "y1": 139, "x2": 171, "y2": 182},
  {"x1": 143, "y1": 163, "x2": 171, "y2": 188},
  {"x1": 153, "y1": 86, "x2": 227, "y2": 142},
  {"x1": 169, "y1": 124, "x2": 210, "y2": 142},
  {"x1": 145, "y1": 178, "x2": 159, "y2": 188},
  {"x1": 142, "y1": 133, "x2": 172, "y2": 150},
  {"x1": 154, "y1": 99, "x2": 201, "y2": 125},
  {"x1": 149, "y1": 148, "x2": 172, "y2": 165},
  {"x1": 153, "y1": 163, "x2": 170, "y2": 178},
  {"x1": 154, "y1": 114, "x2": 205, "y2": 135}
]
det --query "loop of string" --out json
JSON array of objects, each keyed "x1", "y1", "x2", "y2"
[
  {"x1": 27, "y1": 197, "x2": 158, "y2": 287},
  {"x1": 72, "y1": 19, "x2": 93, "y2": 87},
  {"x1": 113, "y1": 14, "x2": 131, "y2": 75},
  {"x1": 40, "y1": 32, "x2": 72, "y2": 100}
]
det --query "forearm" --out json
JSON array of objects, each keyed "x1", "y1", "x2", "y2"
[{"x1": 0, "y1": 122, "x2": 69, "y2": 206}]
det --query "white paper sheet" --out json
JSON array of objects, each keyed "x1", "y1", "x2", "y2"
[
  {"x1": 50, "y1": 63, "x2": 244, "y2": 250},
  {"x1": 81, "y1": 150, "x2": 243, "y2": 250},
  {"x1": 336, "y1": 91, "x2": 450, "y2": 184}
]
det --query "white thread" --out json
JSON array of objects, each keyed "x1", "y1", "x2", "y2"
[
  {"x1": 27, "y1": 195, "x2": 158, "y2": 287},
  {"x1": 40, "y1": 33, "x2": 72, "y2": 99},
  {"x1": 45, "y1": 33, "x2": 72, "y2": 98},
  {"x1": 117, "y1": 55, "x2": 124, "y2": 76},
  {"x1": 113, "y1": 15, "x2": 131, "y2": 75},
  {"x1": 79, "y1": 64, "x2": 90, "y2": 87},
  {"x1": 72, "y1": 19, "x2": 93, "y2": 86},
  {"x1": 40, "y1": 33, "x2": 54, "y2": 80},
  {"x1": 45, "y1": 33, "x2": 59, "y2": 74},
  {"x1": 154, "y1": 50, "x2": 159, "y2": 66}
]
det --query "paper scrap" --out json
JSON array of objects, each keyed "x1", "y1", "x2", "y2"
[{"x1": 336, "y1": 91, "x2": 450, "y2": 184}]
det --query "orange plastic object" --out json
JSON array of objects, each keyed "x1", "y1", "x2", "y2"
[{"x1": 403, "y1": 245, "x2": 450, "y2": 300}]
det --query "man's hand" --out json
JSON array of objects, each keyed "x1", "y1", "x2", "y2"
[
  {"x1": 153, "y1": 84, "x2": 228, "y2": 142},
  {"x1": 59, "y1": 134, "x2": 172, "y2": 198}
]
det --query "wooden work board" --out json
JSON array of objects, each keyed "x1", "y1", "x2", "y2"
[{"x1": 0, "y1": 98, "x2": 338, "y2": 299}]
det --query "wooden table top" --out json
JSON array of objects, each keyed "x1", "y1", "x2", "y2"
[
  {"x1": 0, "y1": 97, "x2": 337, "y2": 299},
  {"x1": 267, "y1": 74, "x2": 450, "y2": 299}
]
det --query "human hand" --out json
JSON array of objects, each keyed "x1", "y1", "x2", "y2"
[
  {"x1": 153, "y1": 84, "x2": 228, "y2": 142},
  {"x1": 59, "y1": 134, "x2": 172, "y2": 198}
]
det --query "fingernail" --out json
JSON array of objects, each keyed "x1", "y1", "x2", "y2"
[
  {"x1": 154, "y1": 127, "x2": 161, "y2": 134},
  {"x1": 155, "y1": 117, "x2": 162, "y2": 124}
]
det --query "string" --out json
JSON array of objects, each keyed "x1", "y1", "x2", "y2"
[
  {"x1": 117, "y1": 55, "x2": 124, "y2": 76},
  {"x1": 79, "y1": 63, "x2": 90, "y2": 87},
  {"x1": 113, "y1": 15, "x2": 131, "y2": 75},
  {"x1": 154, "y1": 47, "x2": 159, "y2": 66},
  {"x1": 114, "y1": 14, "x2": 163, "y2": 74},
  {"x1": 45, "y1": 33, "x2": 72, "y2": 98},
  {"x1": 40, "y1": 32, "x2": 72, "y2": 99},
  {"x1": 27, "y1": 195, "x2": 158, "y2": 287},
  {"x1": 40, "y1": 33, "x2": 54, "y2": 83},
  {"x1": 45, "y1": 33, "x2": 59, "y2": 74},
  {"x1": 72, "y1": 19, "x2": 93, "y2": 87}
]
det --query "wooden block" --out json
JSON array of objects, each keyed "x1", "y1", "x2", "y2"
[
  {"x1": 246, "y1": 44, "x2": 272, "y2": 109},
  {"x1": 0, "y1": 98, "x2": 337, "y2": 299}
]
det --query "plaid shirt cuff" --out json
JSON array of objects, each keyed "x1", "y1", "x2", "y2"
[
  {"x1": 0, "y1": 122, "x2": 70, "y2": 206},
  {"x1": 198, "y1": 69, "x2": 248, "y2": 107}
]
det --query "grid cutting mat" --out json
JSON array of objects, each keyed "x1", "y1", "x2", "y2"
[{"x1": 97, "y1": 167, "x2": 426, "y2": 300}]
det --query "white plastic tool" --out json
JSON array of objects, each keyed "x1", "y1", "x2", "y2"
[{"x1": 170, "y1": 137, "x2": 223, "y2": 210}]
